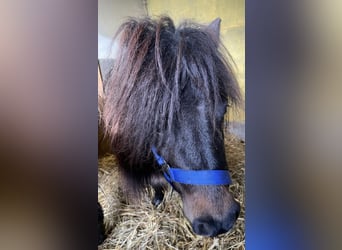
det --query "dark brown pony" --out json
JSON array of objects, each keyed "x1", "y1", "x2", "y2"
[{"x1": 102, "y1": 16, "x2": 241, "y2": 237}]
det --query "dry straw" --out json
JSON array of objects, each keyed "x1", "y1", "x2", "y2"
[{"x1": 98, "y1": 134, "x2": 245, "y2": 250}]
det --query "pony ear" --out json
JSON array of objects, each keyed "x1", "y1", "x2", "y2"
[{"x1": 207, "y1": 17, "x2": 221, "y2": 45}]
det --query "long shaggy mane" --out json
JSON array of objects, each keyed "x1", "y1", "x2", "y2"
[{"x1": 103, "y1": 16, "x2": 241, "y2": 166}]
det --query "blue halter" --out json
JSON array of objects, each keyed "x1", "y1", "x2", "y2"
[{"x1": 151, "y1": 147, "x2": 232, "y2": 186}]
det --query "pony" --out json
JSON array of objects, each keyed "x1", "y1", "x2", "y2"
[{"x1": 102, "y1": 16, "x2": 242, "y2": 237}]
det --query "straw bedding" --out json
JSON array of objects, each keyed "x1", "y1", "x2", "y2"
[{"x1": 98, "y1": 134, "x2": 245, "y2": 250}]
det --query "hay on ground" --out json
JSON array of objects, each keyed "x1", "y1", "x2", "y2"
[{"x1": 98, "y1": 134, "x2": 245, "y2": 250}]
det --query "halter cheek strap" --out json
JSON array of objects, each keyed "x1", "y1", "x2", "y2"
[{"x1": 151, "y1": 147, "x2": 232, "y2": 186}]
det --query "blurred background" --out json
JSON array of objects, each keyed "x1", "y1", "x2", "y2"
[{"x1": 1, "y1": 0, "x2": 342, "y2": 249}]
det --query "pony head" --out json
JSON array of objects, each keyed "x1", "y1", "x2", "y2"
[{"x1": 103, "y1": 16, "x2": 242, "y2": 237}]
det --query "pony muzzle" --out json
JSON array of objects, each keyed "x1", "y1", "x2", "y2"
[
  {"x1": 191, "y1": 199, "x2": 240, "y2": 237},
  {"x1": 152, "y1": 146, "x2": 240, "y2": 236}
]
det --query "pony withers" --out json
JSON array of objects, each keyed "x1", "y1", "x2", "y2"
[{"x1": 102, "y1": 16, "x2": 242, "y2": 238}]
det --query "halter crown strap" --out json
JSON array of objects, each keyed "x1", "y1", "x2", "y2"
[{"x1": 151, "y1": 147, "x2": 232, "y2": 185}]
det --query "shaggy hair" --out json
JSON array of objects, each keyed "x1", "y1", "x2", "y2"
[{"x1": 103, "y1": 16, "x2": 241, "y2": 166}]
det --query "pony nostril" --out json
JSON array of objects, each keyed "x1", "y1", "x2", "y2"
[{"x1": 192, "y1": 217, "x2": 219, "y2": 237}]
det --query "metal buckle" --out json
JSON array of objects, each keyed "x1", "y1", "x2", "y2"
[{"x1": 160, "y1": 162, "x2": 173, "y2": 183}]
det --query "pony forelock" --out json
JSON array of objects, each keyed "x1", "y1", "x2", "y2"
[{"x1": 103, "y1": 16, "x2": 241, "y2": 165}]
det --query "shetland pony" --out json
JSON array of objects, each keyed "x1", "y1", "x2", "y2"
[{"x1": 102, "y1": 16, "x2": 241, "y2": 237}]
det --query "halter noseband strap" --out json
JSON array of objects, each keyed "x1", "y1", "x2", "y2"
[{"x1": 151, "y1": 147, "x2": 232, "y2": 186}]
